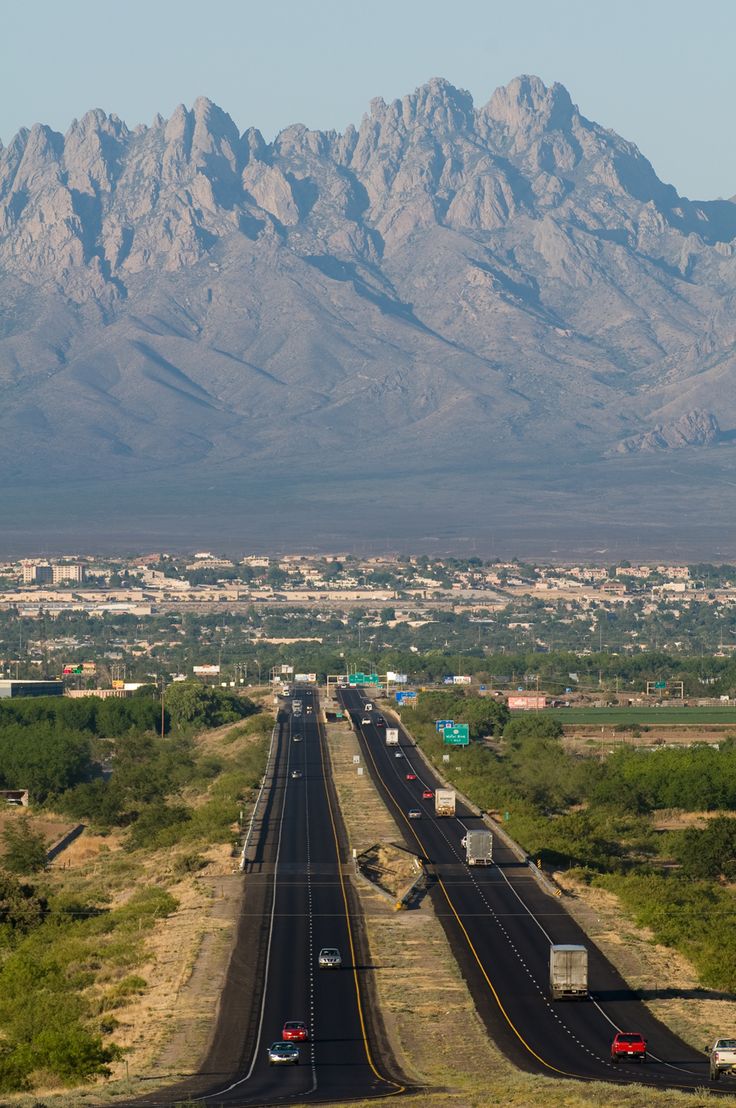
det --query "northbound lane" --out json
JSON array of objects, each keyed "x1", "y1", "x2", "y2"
[{"x1": 339, "y1": 686, "x2": 728, "y2": 1095}]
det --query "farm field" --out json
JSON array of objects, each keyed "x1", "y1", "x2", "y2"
[{"x1": 529, "y1": 706, "x2": 736, "y2": 726}]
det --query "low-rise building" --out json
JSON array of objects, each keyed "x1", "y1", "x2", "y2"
[{"x1": 0, "y1": 679, "x2": 64, "y2": 698}]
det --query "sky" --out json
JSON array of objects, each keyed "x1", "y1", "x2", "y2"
[{"x1": 2, "y1": 0, "x2": 734, "y2": 201}]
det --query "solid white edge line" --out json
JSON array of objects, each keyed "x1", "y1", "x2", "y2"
[{"x1": 201, "y1": 709, "x2": 294, "y2": 1098}]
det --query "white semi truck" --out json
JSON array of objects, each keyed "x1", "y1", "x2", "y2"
[
  {"x1": 434, "y1": 788, "x2": 456, "y2": 817},
  {"x1": 464, "y1": 829, "x2": 493, "y2": 865},
  {"x1": 385, "y1": 728, "x2": 400, "y2": 746},
  {"x1": 549, "y1": 944, "x2": 588, "y2": 1000}
]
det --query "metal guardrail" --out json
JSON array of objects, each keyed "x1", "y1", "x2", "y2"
[
  {"x1": 47, "y1": 823, "x2": 85, "y2": 862},
  {"x1": 238, "y1": 718, "x2": 280, "y2": 872}
]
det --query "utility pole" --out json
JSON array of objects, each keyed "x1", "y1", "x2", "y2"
[{"x1": 160, "y1": 673, "x2": 166, "y2": 738}]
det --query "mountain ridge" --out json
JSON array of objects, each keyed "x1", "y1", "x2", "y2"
[{"x1": 1, "y1": 74, "x2": 736, "y2": 551}]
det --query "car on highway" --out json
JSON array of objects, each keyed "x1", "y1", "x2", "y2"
[
  {"x1": 282, "y1": 1020, "x2": 309, "y2": 1042},
  {"x1": 394, "y1": 750, "x2": 404, "y2": 758},
  {"x1": 318, "y1": 947, "x2": 342, "y2": 969},
  {"x1": 361, "y1": 716, "x2": 372, "y2": 724},
  {"x1": 405, "y1": 772, "x2": 417, "y2": 781},
  {"x1": 306, "y1": 705, "x2": 313, "y2": 713},
  {"x1": 291, "y1": 769, "x2": 303, "y2": 779},
  {"x1": 364, "y1": 702, "x2": 373, "y2": 711},
  {"x1": 610, "y1": 1032, "x2": 647, "y2": 1063},
  {"x1": 375, "y1": 715, "x2": 386, "y2": 726},
  {"x1": 408, "y1": 808, "x2": 422, "y2": 819},
  {"x1": 293, "y1": 735, "x2": 302, "y2": 742},
  {"x1": 708, "y1": 1038, "x2": 736, "y2": 1080},
  {"x1": 267, "y1": 1041, "x2": 299, "y2": 1065},
  {"x1": 422, "y1": 789, "x2": 434, "y2": 799}
]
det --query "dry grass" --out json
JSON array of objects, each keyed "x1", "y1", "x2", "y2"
[
  {"x1": 325, "y1": 715, "x2": 736, "y2": 1108},
  {"x1": 555, "y1": 870, "x2": 736, "y2": 1052},
  {"x1": 2, "y1": 715, "x2": 271, "y2": 1106}
]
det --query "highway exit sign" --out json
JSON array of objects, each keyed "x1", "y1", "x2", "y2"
[
  {"x1": 348, "y1": 672, "x2": 380, "y2": 686},
  {"x1": 443, "y1": 724, "x2": 469, "y2": 746}
]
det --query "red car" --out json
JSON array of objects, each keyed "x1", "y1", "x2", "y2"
[
  {"x1": 282, "y1": 1021, "x2": 309, "y2": 1042},
  {"x1": 611, "y1": 1032, "x2": 646, "y2": 1063},
  {"x1": 405, "y1": 773, "x2": 417, "y2": 781},
  {"x1": 422, "y1": 789, "x2": 433, "y2": 800}
]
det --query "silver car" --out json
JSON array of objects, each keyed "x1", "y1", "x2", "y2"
[
  {"x1": 267, "y1": 1041, "x2": 299, "y2": 1065},
  {"x1": 318, "y1": 947, "x2": 342, "y2": 969}
]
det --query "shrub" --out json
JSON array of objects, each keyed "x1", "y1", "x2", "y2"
[{"x1": 2, "y1": 819, "x2": 48, "y2": 874}]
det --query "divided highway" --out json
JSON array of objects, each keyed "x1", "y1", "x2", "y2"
[
  {"x1": 135, "y1": 689, "x2": 403, "y2": 1107},
  {"x1": 338, "y1": 686, "x2": 729, "y2": 1095}
]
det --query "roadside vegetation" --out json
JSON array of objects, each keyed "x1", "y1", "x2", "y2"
[
  {"x1": 0, "y1": 685, "x2": 271, "y2": 1095},
  {"x1": 403, "y1": 690, "x2": 736, "y2": 995}
]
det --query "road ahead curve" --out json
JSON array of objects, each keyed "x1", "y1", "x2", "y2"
[{"x1": 338, "y1": 686, "x2": 733, "y2": 1096}]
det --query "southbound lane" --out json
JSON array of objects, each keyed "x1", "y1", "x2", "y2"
[
  {"x1": 339, "y1": 686, "x2": 729, "y2": 1095},
  {"x1": 133, "y1": 690, "x2": 402, "y2": 1107}
]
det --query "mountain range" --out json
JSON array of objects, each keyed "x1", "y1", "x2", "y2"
[{"x1": 2, "y1": 75, "x2": 736, "y2": 557}]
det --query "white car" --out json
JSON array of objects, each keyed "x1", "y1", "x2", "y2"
[
  {"x1": 361, "y1": 716, "x2": 372, "y2": 725},
  {"x1": 394, "y1": 750, "x2": 404, "y2": 758},
  {"x1": 267, "y1": 1041, "x2": 299, "y2": 1065}
]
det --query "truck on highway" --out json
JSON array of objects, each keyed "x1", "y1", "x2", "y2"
[
  {"x1": 385, "y1": 728, "x2": 400, "y2": 746},
  {"x1": 464, "y1": 829, "x2": 493, "y2": 865},
  {"x1": 708, "y1": 1038, "x2": 736, "y2": 1081},
  {"x1": 435, "y1": 788, "x2": 456, "y2": 817},
  {"x1": 549, "y1": 944, "x2": 588, "y2": 1000}
]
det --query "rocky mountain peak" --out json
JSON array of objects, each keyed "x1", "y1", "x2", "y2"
[
  {"x1": 1, "y1": 74, "x2": 736, "y2": 523},
  {"x1": 364, "y1": 76, "x2": 474, "y2": 136},
  {"x1": 479, "y1": 74, "x2": 578, "y2": 157}
]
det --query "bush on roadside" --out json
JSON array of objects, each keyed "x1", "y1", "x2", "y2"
[{"x1": 1, "y1": 818, "x2": 48, "y2": 874}]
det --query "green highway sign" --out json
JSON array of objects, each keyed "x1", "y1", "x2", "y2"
[
  {"x1": 654, "y1": 681, "x2": 667, "y2": 689},
  {"x1": 442, "y1": 724, "x2": 469, "y2": 746},
  {"x1": 348, "y1": 672, "x2": 380, "y2": 686}
]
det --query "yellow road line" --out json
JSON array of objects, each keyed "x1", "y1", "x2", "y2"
[
  {"x1": 317, "y1": 704, "x2": 405, "y2": 1095},
  {"x1": 355, "y1": 713, "x2": 584, "y2": 1081}
]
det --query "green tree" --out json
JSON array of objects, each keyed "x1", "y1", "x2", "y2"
[
  {"x1": 2, "y1": 819, "x2": 47, "y2": 874},
  {"x1": 165, "y1": 682, "x2": 255, "y2": 732},
  {"x1": 504, "y1": 715, "x2": 563, "y2": 746},
  {"x1": 0, "y1": 871, "x2": 47, "y2": 932},
  {"x1": 676, "y1": 816, "x2": 736, "y2": 880}
]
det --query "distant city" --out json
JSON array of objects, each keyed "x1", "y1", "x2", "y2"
[{"x1": 1, "y1": 552, "x2": 735, "y2": 695}]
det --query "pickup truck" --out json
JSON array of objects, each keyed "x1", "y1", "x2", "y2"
[
  {"x1": 610, "y1": 1032, "x2": 647, "y2": 1063},
  {"x1": 708, "y1": 1038, "x2": 736, "y2": 1081}
]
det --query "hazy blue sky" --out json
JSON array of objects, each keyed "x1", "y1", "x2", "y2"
[{"x1": 3, "y1": 0, "x2": 734, "y2": 199}]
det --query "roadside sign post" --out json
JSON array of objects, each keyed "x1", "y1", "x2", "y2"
[{"x1": 442, "y1": 724, "x2": 470, "y2": 746}]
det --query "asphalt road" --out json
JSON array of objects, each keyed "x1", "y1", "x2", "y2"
[
  {"x1": 132, "y1": 689, "x2": 403, "y2": 1107},
  {"x1": 338, "y1": 686, "x2": 734, "y2": 1095}
]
